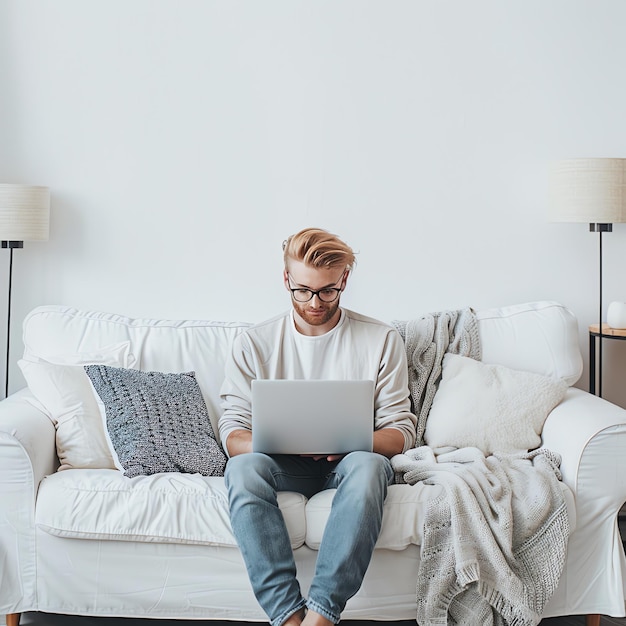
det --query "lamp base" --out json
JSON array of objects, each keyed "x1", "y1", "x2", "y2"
[
  {"x1": 590, "y1": 223, "x2": 612, "y2": 232},
  {"x1": 1, "y1": 241, "x2": 24, "y2": 249}
]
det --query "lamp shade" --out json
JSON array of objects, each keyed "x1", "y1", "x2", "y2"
[
  {"x1": 549, "y1": 158, "x2": 626, "y2": 224},
  {"x1": 0, "y1": 184, "x2": 50, "y2": 241}
]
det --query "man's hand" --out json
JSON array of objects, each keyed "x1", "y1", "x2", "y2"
[
  {"x1": 302, "y1": 428, "x2": 405, "y2": 462},
  {"x1": 225, "y1": 428, "x2": 405, "y2": 460},
  {"x1": 301, "y1": 454, "x2": 345, "y2": 462},
  {"x1": 373, "y1": 428, "x2": 405, "y2": 458}
]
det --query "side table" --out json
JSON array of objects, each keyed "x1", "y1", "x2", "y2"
[{"x1": 588, "y1": 324, "x2": 626, "y2": 395}]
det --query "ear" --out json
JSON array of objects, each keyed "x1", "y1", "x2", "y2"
[{"x1": 283, "y1": 269, "x2": 290, "y2": 290}]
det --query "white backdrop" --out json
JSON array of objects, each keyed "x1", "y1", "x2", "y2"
[{"x1": 1, "y1": 0, "x2": 626, "y2": 404}]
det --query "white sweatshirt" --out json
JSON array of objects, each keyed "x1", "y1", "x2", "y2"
[{"x1": 218, "y1": 308, "x2": 417, "y2": 456}]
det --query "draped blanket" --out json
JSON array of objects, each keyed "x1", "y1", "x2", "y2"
[
  {"x1": 391, "y1": 309, "x2": 570, "y2": 625},
  {"x1": 392, "y1": 446, "x2": 569, "y2": 625},
  {"x1": 392, "y1": 308, "x2": 481, "y2": 446}
]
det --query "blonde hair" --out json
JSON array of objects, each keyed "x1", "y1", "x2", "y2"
[{"x1": 282, "y1": 228, "x2": 356, "y2": 272}]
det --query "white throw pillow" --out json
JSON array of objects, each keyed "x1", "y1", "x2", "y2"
[
  {"x1": 424, "y1": 353, "x2": 568, "y2": 455},
  {"x1": 18, "y1": 343, "x2": 136, "y2": 470}
]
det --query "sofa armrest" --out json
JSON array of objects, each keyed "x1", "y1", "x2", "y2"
[
  {"x1": 541, "y1": 387, "x2": 626, "y2": 616},
  {"x1": 541, "y1": 387, "x2": 626, "y2": 506},
  {"x1": 0, "y1": 388, "x2": 57, "y2": 614},
  {"x1": 0, "y1": 388, "x2": 57, "y2": 481}
]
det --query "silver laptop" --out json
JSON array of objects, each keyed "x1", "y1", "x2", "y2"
[{"x1": 251, "y1": 379, "x2": 375, "y2": 455}]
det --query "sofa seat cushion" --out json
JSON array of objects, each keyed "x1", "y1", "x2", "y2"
[
  {"x1": 37, "y1": 472, "x2": 447, "y2": 554},
  {"x1": 35, "y1": 470, "x2": 307, "y2": 549},
  {"x1": 304, "y1": 480, "x2": 576, "y2": 551},
  {"x1": 34, "y1": 467, "x2": 576, "y2": 555},
  {"x1": 305, "y1": 483, "x2": 443, "y2": 550}
]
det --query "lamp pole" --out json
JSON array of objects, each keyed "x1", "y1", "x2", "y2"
[
  {"x1": 550, "y1": 159, "x2": 626, "y2": 398},
  {"x1": 590, "y1": 223, "x2": 611, "y2": 398},
  {"x1": 2, "y1": 240, "x2": 23, "y2": 398},
  {"x1": 0, "y1": 184, "x2": 50, "y2": 399}
]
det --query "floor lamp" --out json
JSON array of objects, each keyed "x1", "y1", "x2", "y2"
[
  {"x1": 550, "y1": 158, "x2": 626, "y2": 398},
  {"x1": 0, "y1": 184, "x2": 50, "y2": 398}
]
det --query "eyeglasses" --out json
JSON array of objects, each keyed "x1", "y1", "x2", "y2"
[{"x1": 287, "y1": 273, "x2": 345, "y2": 303}]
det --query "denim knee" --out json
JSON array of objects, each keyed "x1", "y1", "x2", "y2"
[
  {"x1": 333, "y1": 451, "x2": 393, "y2": 487},
  {"x1": 225, "y1": 452, "x2": 275, "y2": 491}
]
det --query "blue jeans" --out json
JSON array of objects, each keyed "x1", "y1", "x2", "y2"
[{"x1": 225, "y1": 451, "x2": 393, "y2": 626}]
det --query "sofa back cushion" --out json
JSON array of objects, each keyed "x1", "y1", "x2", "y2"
[
  {"x1": 21, "y1": 306, "x2": 251, "y2": 465},
  {"x1": 476, "y1": 300, "x2": 582, "y2": 386},
  {"x1": 20, "y1": 301, "x2": 582, "y2": 472}
]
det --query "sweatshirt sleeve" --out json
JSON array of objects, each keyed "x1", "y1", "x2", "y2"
[
  {"x1": 374, "y1": 329, "x2": 417, "y2": 452},
  {"x1": 218, "y1": 332, "x2": 255, "y2": 457}
]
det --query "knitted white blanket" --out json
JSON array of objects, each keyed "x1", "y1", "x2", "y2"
[
  {"x1": 392, "y1": 308, "x2": 481, "y2": 446},
  {"x1": 392, "y1": 446, "x2": 570, "y2": 625},
  {"x1": 392, "y1": 309, "x2": 569, "y2": 624}
]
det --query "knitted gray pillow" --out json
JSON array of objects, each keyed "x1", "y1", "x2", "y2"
[{"x1": 84, "y1": 365, "x2": 227, "y2": 478}]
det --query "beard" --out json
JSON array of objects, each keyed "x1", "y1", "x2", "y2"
[{"x1": 292, "y1": 298, "x2": 341, "y2": 327}]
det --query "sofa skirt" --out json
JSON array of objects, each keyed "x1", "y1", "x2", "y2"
[{"x1": 34, "y1": 530, "x2": 421, "y2": 620}]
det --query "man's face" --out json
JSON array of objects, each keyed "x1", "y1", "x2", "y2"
[{"x1": 284, "y1": 260, "x2": 347, "y2": 335}]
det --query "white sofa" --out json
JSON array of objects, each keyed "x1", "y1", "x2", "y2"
[{"x1": 0, "y1": 301, "x2": 625, "y2": 626}]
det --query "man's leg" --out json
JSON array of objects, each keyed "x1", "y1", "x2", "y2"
[
  {"x1": 225, "y1": 453, "x2": 328, "y2": 626},
  {"x1": 305, "y1": 451, "x2": 393, "y2": 625}
]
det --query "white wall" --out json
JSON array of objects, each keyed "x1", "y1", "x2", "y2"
[{"x1": 2, "y1": 0, "x2": 626, "y2": 403}]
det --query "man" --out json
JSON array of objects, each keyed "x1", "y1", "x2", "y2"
[{"x1": 219, "y1": 227, "x2": 417, "y2": 626}]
